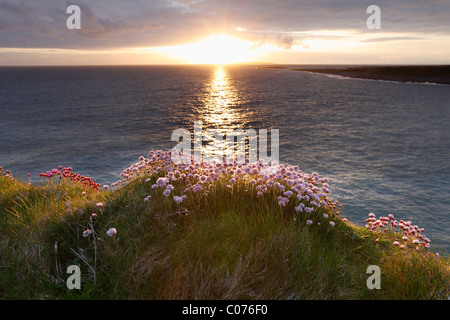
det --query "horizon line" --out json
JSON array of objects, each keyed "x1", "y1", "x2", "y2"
[{"x1": 1, "y1": 63, "x2": 449, "y2": 68}]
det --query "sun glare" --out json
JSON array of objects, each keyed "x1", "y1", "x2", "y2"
[{"x1": 163, "y1": 34, "x2": 259, "y2": 65}]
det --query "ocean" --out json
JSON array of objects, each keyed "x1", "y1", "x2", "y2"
[{"x1": 0, "y1": 65, "x2": 449, "y2": 252}]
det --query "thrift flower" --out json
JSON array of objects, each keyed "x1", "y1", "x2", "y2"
[
  {"x1": 173, "y1": 195, "x2": 183, "y2": 204},
  {"x1": 106, "y1": 228, "x2": 117, "y2": 237},
  {"x1": 277, "y1": 196, "x2": 289, "y2": 206},
  {"x1": 283, "y1": 191, "x2": 293, "y2": 197},
  {"x1": 83, "y1": 229, "x2": 92, "y2": 237}
]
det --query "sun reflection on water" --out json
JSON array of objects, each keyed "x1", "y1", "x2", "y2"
[
  {"x1": 192, "y1": 66, "x2": 256, "y2": 162},
  {"x1": 200, "y1": 65, "x2": 244, "y2": 129}
]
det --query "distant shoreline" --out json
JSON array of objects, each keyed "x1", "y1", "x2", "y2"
[{"x1": 292, "y1": 66, "x2": 450, "y2": 85}]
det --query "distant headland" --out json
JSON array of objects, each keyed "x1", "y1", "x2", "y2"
[{"x1": 293, "y1": 65, "x2": 450, "y2": 85}]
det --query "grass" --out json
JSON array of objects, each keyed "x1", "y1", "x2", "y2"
[{"x1": 0, "y1": 158, "x2": 448, "y2": 300}]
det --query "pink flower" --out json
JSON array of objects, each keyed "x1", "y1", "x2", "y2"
[
  {"x1": 283, "y1": 191, "x2": 293, "y2": 197},
  {"x1": 156, "y1": 177, "x2": 167, "y2": 187},
  {"x1": 96, "y1": 202, "x2": 103, "y2": 208},
  {"x1": 304, "y1": 207, "x2": 313, "y2": 213},
  {"x1": 83, "y1": 229, "x2": 92, "y2": 237},
  {"x1": 277, "y1": 196, "x2": 289, "y2": 206},
  {"x1": 173, "y1": 195, "x2": 184, "y2": 204},
  {"x1": 106, "y1": 228, "x2": 117, "y2": 237}
]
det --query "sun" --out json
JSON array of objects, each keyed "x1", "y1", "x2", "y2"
[{"x1": 163, "y1": 34, "x2": 259, "y2": 65}]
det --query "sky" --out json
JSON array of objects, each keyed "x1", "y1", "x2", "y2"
[{"x1": 0, "y1": 0, "x2": 449, "y2": 65}]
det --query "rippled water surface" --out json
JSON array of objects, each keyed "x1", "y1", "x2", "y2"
[{"x1": 1, "y1": 65, "x2": 449, "y2": 251}]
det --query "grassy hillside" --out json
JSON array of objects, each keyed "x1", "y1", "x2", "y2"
[{"x1": 0, "y1": 152, "x2": 448, "y2": 299}]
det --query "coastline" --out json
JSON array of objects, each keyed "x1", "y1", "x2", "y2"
[{"x1": 293, "y1": 66, "x2": 450, "y2": 85}]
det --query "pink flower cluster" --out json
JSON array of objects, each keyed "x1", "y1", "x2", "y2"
[
  {"x1": 38, "y1": 166, "x2": 101, "y2": 191},
  {"x1": 0, "y1": 167, "x2": 14, "y2": 180},
  {"x1": 122, "y1": 150, "x2": 343, "y2": 221},
  {"x1": 365, "y1": 212, "x2": 431, "y2": 250}
]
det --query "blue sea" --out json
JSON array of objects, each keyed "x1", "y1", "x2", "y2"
[{"x1": 1, "y1": 65, "x2": 449, "y2": 252}]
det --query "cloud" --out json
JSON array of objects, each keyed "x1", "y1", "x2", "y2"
[
  {"x1": 73, "y1": 2, "x2": 161, "y2": 39},
  {"x1": 0, "y1": 1, "x2": 33, "y2": 15},
  {"x1": 249, "y1": 34, "x2": 298, "y2": 50},
  {"x1": 273, "y1": 34, "x2": 295, "y2": 50},
  {"x1": 0, "y1": 0, "x2": 449, "y2": 51},
  {"x1": 360, "y1": 36, "x2": 425, "y2": 43}
]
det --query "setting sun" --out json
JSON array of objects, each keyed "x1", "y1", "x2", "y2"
[{"x1": 161, "y1": 34, "x2": 260, "y2": 65}]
